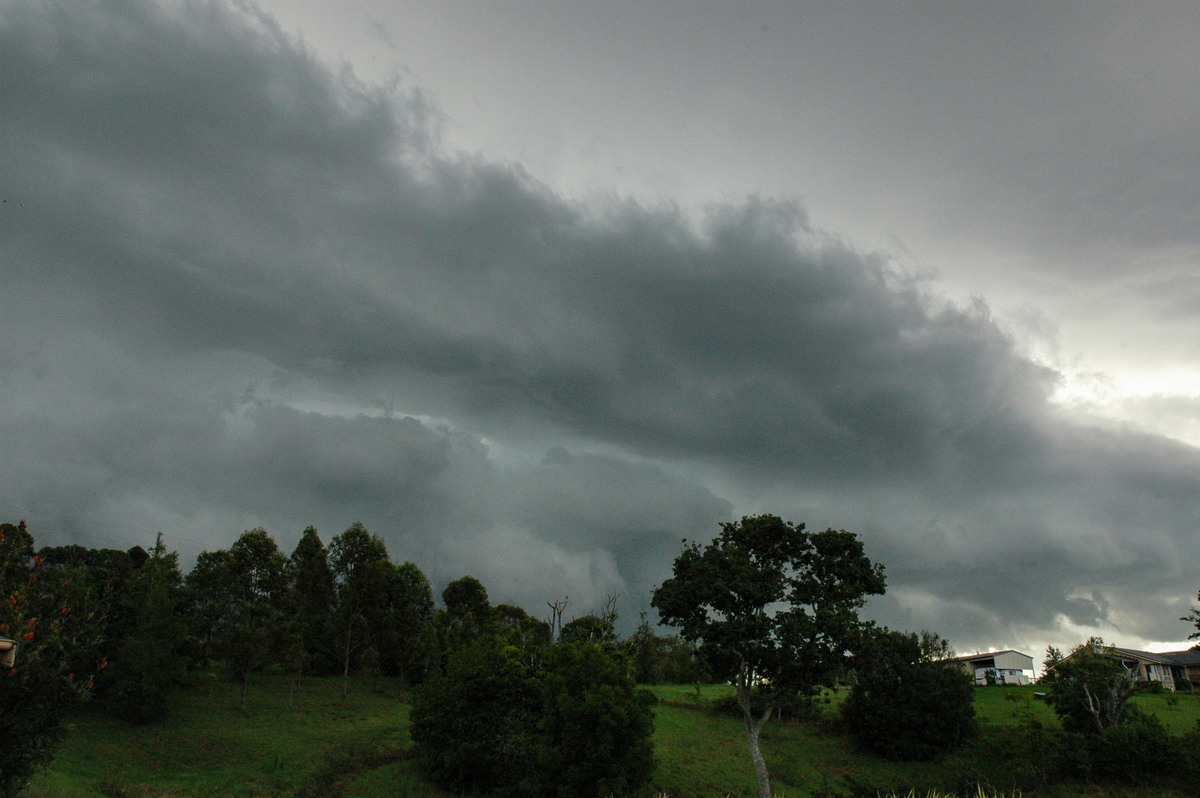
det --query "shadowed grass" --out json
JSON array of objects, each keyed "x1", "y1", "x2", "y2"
[{"x1": 26, "y1": 678, "x2": 1200, "y2": 797}]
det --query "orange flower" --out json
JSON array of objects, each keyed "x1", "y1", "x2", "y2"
[{"x1": 22, "y1": 632, "x2": 34, "y2": 640}]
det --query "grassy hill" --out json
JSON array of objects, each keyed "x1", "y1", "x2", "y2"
[{"x1": 24, "y1": 676, "x2": 1200, "y2": 797}]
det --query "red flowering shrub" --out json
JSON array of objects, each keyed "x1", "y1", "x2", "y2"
[{"x1": 1, "y1": 521, "x2": 106, "y2": 797}]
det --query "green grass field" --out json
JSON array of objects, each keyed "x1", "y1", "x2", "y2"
[{"x1": 23, "y1": 679, "x2": 1200, "y2": 797}]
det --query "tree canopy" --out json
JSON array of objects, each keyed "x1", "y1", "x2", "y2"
[
  {"x1": 1044, "y1": 638, "x2": 1138, "y2": 734},
  {"x1": 652, "y1": 514, "x2": 885, "y2": 798},
  {"x1": 841, "y1": 629, "x2": 975, "y2": 760}
]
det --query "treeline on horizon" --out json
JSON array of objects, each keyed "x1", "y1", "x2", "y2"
[{"x1": 2, "y1": 520, "x2": 704, "y2": 720}]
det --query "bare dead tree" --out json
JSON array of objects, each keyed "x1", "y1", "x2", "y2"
[{"x1": 546, "y1": 596, "x2": 568, "y2": 641}]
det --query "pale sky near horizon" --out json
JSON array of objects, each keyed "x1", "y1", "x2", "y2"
[{"x1": 2, "y1": 0, "x2": 1198, "y2": 658}]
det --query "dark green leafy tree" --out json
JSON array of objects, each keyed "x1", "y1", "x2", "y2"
[
  {"x1": 384, "y1": 561, "x2": 436, "y2": 685},
  {"x1": 104, "y1": 533, "x2": 185, "y2": 724},
  {"x1": 437, "y1": 574, "x2": 493, "y2": 659},
  {"x1": 0, "y1": 522, "x2": 107, "y2": 797},
  {"x1": 1046, "y1": 638, "x2": 1138, "y2": 733},
  {"x1": 842, "y1": 629, "x2": 975, "y2": 760},
  {"x1": 329, "y1": 522, "x2": 392, "y2": 697},
  {"x1": 493, "y1": 603, "x2": 553, "y2": 668},
  {"x1": 287, "y1": 526, "x2": 337, "y2": 681},
  {"x1": 559, "y1": 613, "x2": 617, "y2": 647},
  {"x1": 187, "y1": 529, "x2": 290, "y2": 709},
  {"x1": 652, "y1": 515, "x2": 885, "y2": 798},
  {"x1": 1041, "y1": 645, "x2": 1064, "y2": 683}
]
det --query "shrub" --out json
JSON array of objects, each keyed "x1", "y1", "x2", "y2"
[
  {"x1": 410, "y1": 639, "x2": 655, "y2": 797},
  {"x1": 1086, "y1": 710, "x2": 1178, "y2": 783},
  {"x1": 842, "y1": 630, "x2": 975, "y2": 760},
  {"x1": 409, "y1": 642, "x2": 540, "y2": 796},
  {"x1": 533, "y1": 643, "x2": 656, "y2": 797}
]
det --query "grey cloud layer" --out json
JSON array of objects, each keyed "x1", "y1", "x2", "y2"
[{"x1": 1, "y1": 0, "x2": 1197, "y2": 646}]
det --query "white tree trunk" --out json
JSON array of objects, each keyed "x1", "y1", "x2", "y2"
[{"x1": 736, "y1": 679, "x2": 774, "y2": 798}]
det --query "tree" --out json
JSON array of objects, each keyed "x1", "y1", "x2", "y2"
[
  {"x1": 435, "y1": 574, "x2": 495, "y2": 668},
  {"x1": 1184, "y1": 589, "x2": 1199, "y2": 641},
  {"x1": 1041, "y1": 645, "x2": 1064, "y2": 682},
  {"x1": 652, "y1": 515, "x2": 885, "y2": 798},
  {"x1": 186, "y1": 529, "x2": 290, "y2": 709},
  {"x1": 1046, "y1": 638, "x2": 1137, "y2": 733},
  {"x1": 287, "y1": 527, "x2": 337, "y2": 682},
  {"x1": 329, "y1": 522, "x2": 392, "y2": 697},
  {"x1": 0, "y1": 522, "x2": 107, "y2": 797},
  {"x1": 841, "y1": 629, "x2": 975, "y2": 760},
  {"x1": 559, "y1": 613, "x2": 617, "y2": 647},
  {"x1": 104, "y1": 533, "x2": 185, "y2": 724},
  {"x1": 381, "y1": 561, "x2": 436, "y2": 685}
]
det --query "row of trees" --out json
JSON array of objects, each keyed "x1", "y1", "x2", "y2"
[{"x1": 0, "y1": 519, "x2": 705, "y2": 796}]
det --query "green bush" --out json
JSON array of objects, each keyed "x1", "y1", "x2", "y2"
[
  {"x1": 532, "y1": 643, "x2": 656, "y2": 797},
  {"x1": 842, "y1": 630, "x2": 975, "y2": 760},
  {"x1": 410, "y1": 642, "x2": 540, "y2": 796},
  {"x1": 1086, "y1": 710, "x2": 1179, "y2": 783},
  {"x1": 410, "y1": 639, "x2": 655, "y2": 797}
]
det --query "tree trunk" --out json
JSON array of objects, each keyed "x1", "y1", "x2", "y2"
[
  {"x1": 736, "y1": 683, "x2": 774, "y2": 798},
  {"x1": 342, "y1": 628, "x2": 352, "y2": 700}
]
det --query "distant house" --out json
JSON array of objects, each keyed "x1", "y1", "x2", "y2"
[
  {"x1": 1057, "y1": 645, "x2": 1200, "y2": 692},
  {"x1": 946, "y1": 650, "x2": 1034, "y2": 685}
]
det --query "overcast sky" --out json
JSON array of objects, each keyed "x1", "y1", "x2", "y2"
[{"x1": 2, "y1": 0, "x2": 1198, "y2": 657}]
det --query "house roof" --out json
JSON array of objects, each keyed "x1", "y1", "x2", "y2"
[
  {"x1": 1106, "y1": 646, "x2": 1175, "y2": 664},
  {"x1": 1157, "y1": 648, "x2": 1200, "y2": 666},
  {"x1": 1055, "y1": 645, "x2": 1200, "y2": 668},
  {"x1": 949, "y1": 650, "x2": 1032, "y2": 664}
]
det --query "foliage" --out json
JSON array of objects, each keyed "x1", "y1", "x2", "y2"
[
  {"x1": 103, "y1": 533, "x2": 186, "y2": 724},
  {"x1": 1086, "y1": 710, "x2": 1179, "y2": 783},
  {"x1": 411, "y1": 635, "x2": 655, "y2": 797},
  {"x1": 438, "y1": 574, "x2": 492, "y2": 652},
  {"x1": 384, "y1": 560, "x2": 436, "y2": 684},
  {"x1": 0, "y1": 522, "x2": 107, "y2": 798},
  {"x1": 186, "y1": 528, "x2": 290, "y2": 708},
  {"x1": 652, "y1": 514, "x2": 885, "y2": 798},
  {"x1": 559, "y1": 612, "x2": 617, "y2": 647},
  {"x1": 842, "y1": 629, "x2": 976, "y2": 760},
  {"x1": 329, "y1": 522, "x2": 392, "y2": 695},
  {"x1": 1184, "y1": 588, "x2": 1199, "y2": 641},
  {"x1": 623, "y1": 614, "x2": 706, "y2": 684},
  {"x1": 410, "y1": 640, "x2": 541, "y2": 795},
  {"x1": 288, "y1": 526, "x2": 337, "y2": 679},
  {"x1": 1040, "y1": 645, "x2": 1063, "y2": 683},
  {"x1": 533, "y1": 642, "x2": 656, "y2": 797},
  {"x1": 1046, "y1": 638, "x2": 1137, "y2": 733}
]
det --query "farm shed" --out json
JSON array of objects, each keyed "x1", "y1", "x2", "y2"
[{"x1": 946, "y1": 650, "x2": 1034, "y2": 685}]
